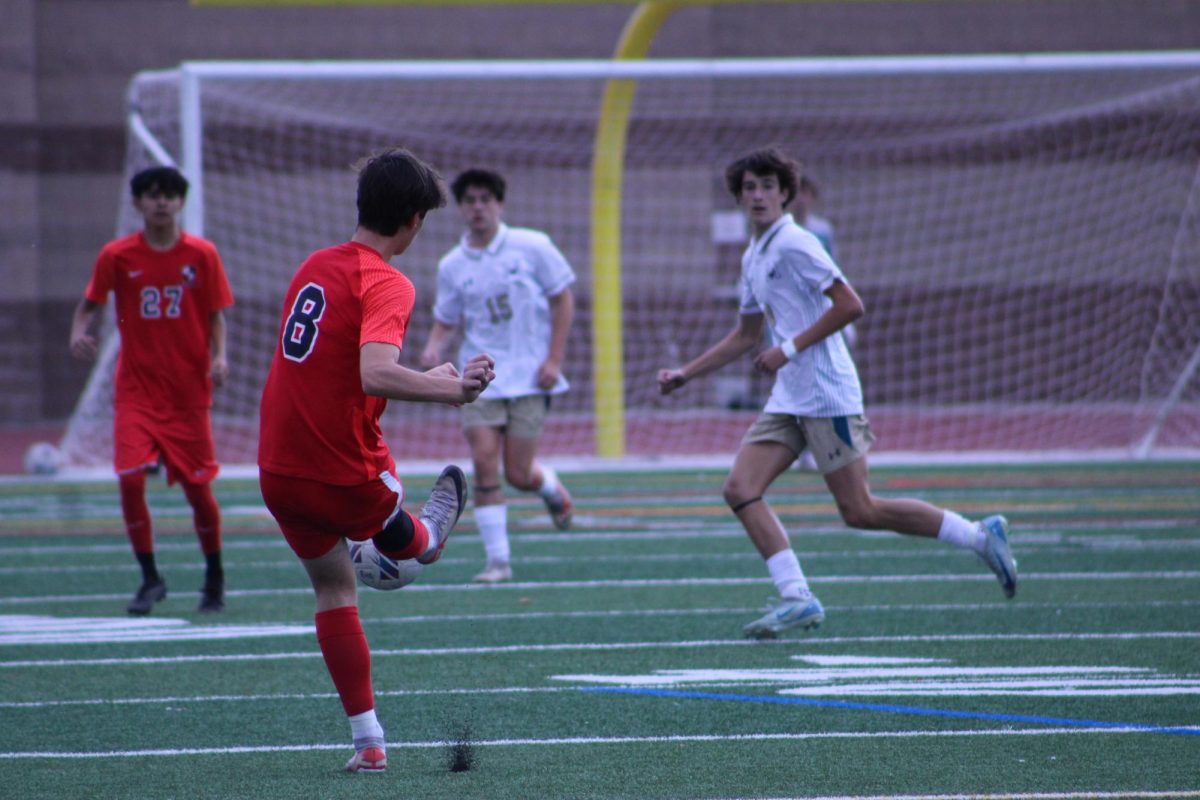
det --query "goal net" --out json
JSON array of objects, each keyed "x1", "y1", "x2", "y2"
[{"x1": 61, "y1": 55, "x2": 1200, "y2": 468}]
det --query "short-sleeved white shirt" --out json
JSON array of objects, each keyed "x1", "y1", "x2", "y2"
[
  {"x1": 432, "y1": 223, "x2": 576, "y2": 398},
  {"x1": 738, "y1": 213, "x2": 864, "y2": 417}
]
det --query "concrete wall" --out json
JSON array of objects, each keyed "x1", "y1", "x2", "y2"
[{"x1": 2, "y1": 0, "x2": 1198, "y2": 424}]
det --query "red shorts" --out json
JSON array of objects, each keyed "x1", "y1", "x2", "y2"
[
  {"x1": 259, "y1": 469, "x2": 407, "y2": 560},
  {"x1": 114, "y1": 403, "x2": 218, "y2": 485}
]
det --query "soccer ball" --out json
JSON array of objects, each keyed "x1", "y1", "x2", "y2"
[
  {"x1": 348, "y1": 539, "x2": 423, "y2": 590},
  {"x1": 23, "y1": 441, "x2": 63, "y2": 476}
]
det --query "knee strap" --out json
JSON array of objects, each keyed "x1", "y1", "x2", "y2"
[{"x1": 730, "y1": 496, "x2": 763, "y2": 514}]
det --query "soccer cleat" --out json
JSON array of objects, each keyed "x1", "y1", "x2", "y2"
[
  {"x1": 126, "y1": 578, "x2": 167, "y2": 616},
  {"x1": 417, "y1": 466, "x2": 467, "y2": 565},
  {"x1": 544, "y1": 483, "x2": 574, "y2": 530},
  {"x1": 197, "y1": 577, "x2": 225, "y2": 613},
  {"x1": 344, "y1": 745, "x2": 387, "y2": 773},
  {"x1": 742, "y1": 594, "x2": 825, "y2": 639},
  {"x1": 978, "y1": 514, "x2": 1018, "y2": 598},
  {"x1": 472, "y1": 562, "x2": 513, "y2": 583}
]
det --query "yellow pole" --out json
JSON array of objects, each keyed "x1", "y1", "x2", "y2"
[{"x1": 591, "y1": 1, "x2": 682, "y2": 458}]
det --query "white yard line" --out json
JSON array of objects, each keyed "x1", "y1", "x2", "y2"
[
  {"x1": 3, "y1": 630, "x2": 1198, "y2": 669},
  {"x1": 718, "y1": 792, "x2": 1200, "y2": 800},
  {"x1": 0, "y1": 726, "x2": 1195, "y2": 762},
  {"x1": 3, "y1": 569, "x2": 1199, "y2": 607}
]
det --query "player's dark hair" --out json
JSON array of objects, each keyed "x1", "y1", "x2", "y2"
[
  {"x1": 724, "y1": 147, "x2": 801, "y2": 207},
  {"x1": 130, "y1": 166, "x2": 189, "y2": 199},
  {"x1": 451, "y1": 168, "x2": 506, "y2": 204},
  {"x1": 356, "y1": 148, "x2": 447, "y2": 236}
]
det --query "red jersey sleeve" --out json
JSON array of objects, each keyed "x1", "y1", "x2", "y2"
[
  {"x1": 359, "y1": 259, "x2": 415, "y2": 350},
  {"x1": 197, "y1": 238, "x2": 235, "y2": 312},
  {"x1": 84, "y1": 244, "x2": 119, "y2": 304}
]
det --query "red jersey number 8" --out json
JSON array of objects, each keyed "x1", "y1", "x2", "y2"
[{"x1": 282, "y1": 282, "x2": 326, "y2": 362}]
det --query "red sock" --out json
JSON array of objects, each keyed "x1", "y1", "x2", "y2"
[
  {"x1": 315, "y1": 606, "x2": 375, "y2": 717},
  {"x1": 118, "y1": 471, "x2": 153, "y2": 553},
  {"x1": 181, "y1": 480, "x2": 222, "y2": 555}
]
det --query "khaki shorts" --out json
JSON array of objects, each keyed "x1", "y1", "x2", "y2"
[
  {"x1": 462, "y1": 394, "x2": 551, "y2": 439},
  {"x1": 741, "y1": 412, "x2": 875, "y2": 475}
]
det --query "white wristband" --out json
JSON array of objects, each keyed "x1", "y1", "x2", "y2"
[{"x1": 780, "y1": 337, "x2": 798, "y2": 360}]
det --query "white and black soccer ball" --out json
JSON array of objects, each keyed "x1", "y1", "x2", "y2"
[
  {"x1": 348, "y1": 539, "x2": 423, "y2": 590},
  {"x1": 23, "y1": 441, "x2": 63, "y2": 476}
]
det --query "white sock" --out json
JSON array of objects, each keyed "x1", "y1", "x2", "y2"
[
  {"x1": 420, "y1": 521, "x2": 441, "y2": 560},
  {"x1": 937, "y1": 510, "x2": 985, "y2": 553},
  {"x1": 537, "y1": 466, "x2": 560, "y2": 500},
  {"x1": 349, "y1": 709, "x2": 384, "y2": 748},
  {"x1": 475, "y1": 503, "x2": 510, "y2": 564},
  {"x1": 766, "y1": 549, "x2": 810, "y2": 600}
]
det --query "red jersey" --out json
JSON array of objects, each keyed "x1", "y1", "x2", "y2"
[
  {"x1": 85, "y1": 231, "x2": 234, "y2": 410},
  {"x1": 258, "y1": 241, "x2": 417, "y2": 485}
]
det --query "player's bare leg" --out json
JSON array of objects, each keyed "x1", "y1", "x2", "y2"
[
  {"x1": 725, "y1": 442, "x2": 825, "y2": 638},
  {"x1": 503, "y1": 434, "x2": 572, "y2": 530},
  {"x1": 823, "y1": 457, "x2": 943, "y2": 537},
  {"x1": 724, "y1": 441, "x2": 796, "y2": 559},
  {"x1": 824, "y1": 458, "x2": 1017, "y2": 596}
]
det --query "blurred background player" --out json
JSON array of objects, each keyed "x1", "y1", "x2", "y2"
[
  {"x1": 69, "y1": 165, "x2": 233, "y2": 615},
  {"x1": 657, "y1": 146, "x2": 1017, "y2": 639},
  {"x1": 420, "y1": 168, "x2": 577, "y2": 584},
  {"x1": 257, "y1": 148, "x2": 495, "y2": 773},
  {"x1": 794, "y1": 173, "x2": 838, "y2": 261}
]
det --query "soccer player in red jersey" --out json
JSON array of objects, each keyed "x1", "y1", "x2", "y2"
[
  {"x1": 70, "y1": 165, "x2": 234, "y2": 616},
  {"x1": 258, "y1": 148, "x2": 495, "y2": 773}
]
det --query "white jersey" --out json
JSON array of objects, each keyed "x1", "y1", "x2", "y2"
[
  {"x1": 738, "y1": 213, "x2": 864, "y2": 417},
  {"x1": 432, "y1": 223, "x2": 576, "y2": 398}
]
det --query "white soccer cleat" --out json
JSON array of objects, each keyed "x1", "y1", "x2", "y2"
[
  {"x1": 978, "y1": 514, "x2": 1018, "y2": 598},
  {"x1": 544, "y1": 483, "x2": 574, "y2": 530},
  {"x1": 742, "y1": 595, "x2": 825, "y2": 639},
  {"x1": 417, "y1": 466, "x2": 467, "y2": 565},
  {"x1": 472, "y1": 562, "x2": 513, "y2": 583}
]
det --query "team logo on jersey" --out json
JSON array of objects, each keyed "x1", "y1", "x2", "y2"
[{"x1": 181, "y1": 265, "x2": 197, "y2": 287}]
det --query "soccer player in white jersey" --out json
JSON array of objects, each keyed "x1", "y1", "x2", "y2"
[
  {"x1": 657, "y1": 147, "x2": 1017, "y2": 639},
  {"x1": 793, "y1": 172, "x2": 853, "y2": 471},
  {"x1": 420, "y1": 168, "x2": 576, "y2": 583}
]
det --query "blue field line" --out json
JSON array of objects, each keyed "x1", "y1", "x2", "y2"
[{"x1": 586, "y1": 687, "x2": 1200, "y2": 736}]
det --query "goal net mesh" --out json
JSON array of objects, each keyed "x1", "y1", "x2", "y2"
[{"x1": 61, "y1": 58, "x2": 1200, "y2": 467}]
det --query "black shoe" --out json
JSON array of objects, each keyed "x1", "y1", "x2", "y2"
[
  {"x1": 198, "y1": 579, "x2": 225, "y2": 613},
  {"x1": 127, "y1": 579, "x2": 167, "y2": 615}
]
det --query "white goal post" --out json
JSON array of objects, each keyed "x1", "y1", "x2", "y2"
[{"x1": 60, "y1": 53, "x2": 1200, "y2": 468}]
